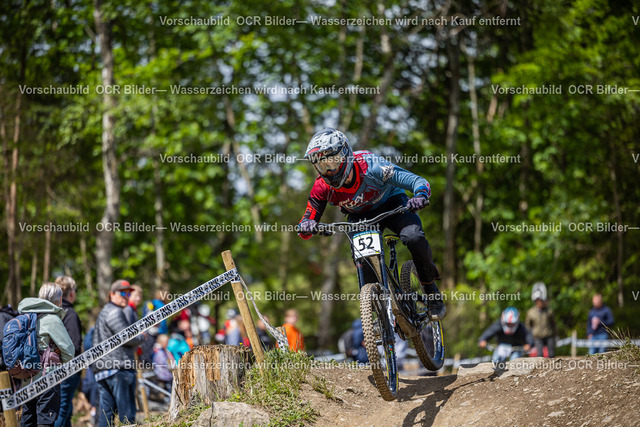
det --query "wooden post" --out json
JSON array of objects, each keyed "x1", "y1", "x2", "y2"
[
  {"x1": 571, "y1": 329, "x2": 577, "y2": 358},
  {"x1": 222, "y1": 251, "x2": 265, "y2": 364},
  {"x1": 134, "y1": 354, "x2": 149, "y2": 418},
  {"x1": 0, "y1": 371, "x2": 18, "y2": 427},
  {"x1": 452, "y1": 353, "x2": 461, "y2": 375}
]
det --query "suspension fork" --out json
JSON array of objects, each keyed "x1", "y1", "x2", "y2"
[{"x1": 386, "y1": 237, "x2": 400, "y2": 284}]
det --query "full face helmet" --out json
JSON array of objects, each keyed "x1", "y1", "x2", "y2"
[
  {"x1": 501, "y1": 307, "x2": 520, "y2": 335},
  {"x1": 531, "y1": 281, "x2": 548, "y2": 302},
  {"x1": 304, "y1": 128, "x2": 354, "y2": 188}
]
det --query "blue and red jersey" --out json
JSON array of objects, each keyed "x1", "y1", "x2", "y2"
[{"x1": 299, "y1": 151, "x2": 430, "y2": 230}]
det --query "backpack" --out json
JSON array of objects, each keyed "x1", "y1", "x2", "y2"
[
  {"x1": 2, "y1": 313, "x2": 41, "y2": 379},
  {"x1": 0, "y1": 305, "x2": 19, "y2": 370}
]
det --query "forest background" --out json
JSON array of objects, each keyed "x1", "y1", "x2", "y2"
[{"x1": 1, "y1": 0, "x2": 639, "y2": 357}]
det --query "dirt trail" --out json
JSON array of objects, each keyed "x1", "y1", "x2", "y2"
[{"x1": 302, "y1": 357, "x2": 640, "y2": 426}]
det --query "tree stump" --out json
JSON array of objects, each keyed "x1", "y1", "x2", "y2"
[{"x1": 169, "y1": 345, "x2": 253, "y2": 419}]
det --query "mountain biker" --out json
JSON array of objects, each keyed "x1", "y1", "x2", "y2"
[
  {"x1": 478, "y1": 307, "x2": 534, "y2": 362},
  {"x1": 297, "y1": 128, "x2": 445, "y2": 320}
]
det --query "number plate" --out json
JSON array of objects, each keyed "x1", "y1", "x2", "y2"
[{"x1": 352, "y1": 231, "x2": 382, "y2": 259}]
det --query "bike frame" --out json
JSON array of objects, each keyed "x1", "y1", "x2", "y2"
[{"x1": 351, "y1": 227, "x2": 427, "y2": 339}]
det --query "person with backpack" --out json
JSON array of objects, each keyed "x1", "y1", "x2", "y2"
[
  {"x1": 92, "y1": 280, "x2": 142, "y2": 427},
  {"x1": 15, "y1": 282, "x2": 74, "y2": 427},
  {"x1": 53, "y1": 276, "x2": 83, "y2": 427}
]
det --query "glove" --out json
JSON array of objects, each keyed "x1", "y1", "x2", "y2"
[
  {"x1": 406, "y1": 195, "x2": 428, "y2": 211},
  {"x1": 298, "y1": 219, "x2": 317, "y2": 238}
]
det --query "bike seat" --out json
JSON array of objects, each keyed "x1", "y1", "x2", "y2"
[{"x1": 383, "y1": 235, "x2": 401, "y2": 245}]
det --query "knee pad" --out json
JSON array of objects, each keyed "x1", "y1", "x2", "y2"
[{"x1": 399, "y1": 224, "x2": 426, "y2": 248}]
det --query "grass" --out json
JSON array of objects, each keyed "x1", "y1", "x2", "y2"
[
  {"x1": 590, "y1": 326, "x2": 640, "y2": 374},
  {"x1": 228, "y1": 349, "x2": 318, "y2": 426},
  {"x1": 604, "y1": 327, "x2": 640, "y2": 362},
  {"x1": 309, "y1": 374, "x2": 340, "y2": 402}
]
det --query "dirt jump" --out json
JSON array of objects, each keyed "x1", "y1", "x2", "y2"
[{"x1": 302, "y1": 357, "x2": 639, "y2": 426}]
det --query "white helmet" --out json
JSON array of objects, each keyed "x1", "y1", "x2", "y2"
[
  {"x1": 531, "y1": 282, "x2": 548, "y2": 302},
  {"x1": 304, "y1": 128, "x2": 354, "y2": 188}
]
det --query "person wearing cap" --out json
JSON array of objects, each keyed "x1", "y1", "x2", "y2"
[
  {"x1": 525, "y1": 282, "x2": 557, "y2": 358},
  {"x1": 92, "y1": 280, "x2": 143, "y2": 427}
]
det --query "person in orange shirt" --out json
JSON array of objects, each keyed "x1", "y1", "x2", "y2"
[{"x1": 282, "y1": 309, "x2": 305, "y2": 351}]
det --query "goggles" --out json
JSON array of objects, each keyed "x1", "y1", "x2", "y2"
[{"x1": 312, "y1": 152, "x2": 346, "y2": 175}]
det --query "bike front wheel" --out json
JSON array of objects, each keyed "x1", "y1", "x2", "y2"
[
  {"x1": 360, "y1": 283, "x2": 398, "y2": 401},
  {"x1": 400, "y1": 260, "x2": 445, "y2": 371}
]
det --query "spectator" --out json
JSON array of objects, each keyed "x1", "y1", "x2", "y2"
[
  {"x1": 224, "y1": 309, "x2": 242, "y2": 346},
  {"x1": 525, "y1": 284, "x2": 556, "y2": 358},
  {"x1": 152, "y1": 334, "x2": 175, "y2": 384},
  {"x1": 196, "y1": 304, "x2": 214, "y2": 345},
  {"x1": 81, "y1": 327, "x2": 100, "y2": 425},
  {"x1": 123, "y1": 284, "x2": 143, "y2": 324},
  {"x1": 143, "y1": 291, "x2": 169, "y2": 336},
  {"x1": 282, "y1": 309, "x2": 305, "y2": 351},
  {"x1": 53, "y1": 276, "x2": 84, "y2": 427},
  {"x1": 256, "y1": 317, "x2": 273, "y2": 350},
  {"x1": 93, "y1": 280, "x2": 142, "y2": 427},
  {"x1": 167, "y1": 332, "x2": 191, "y2": 361},
  {"x1": 351, "y1": 318, "x2": 368, "y2": 364},
  {"x1": 587, "y1": 293, "x2": 614, "y2": 355},
  {"x1": 18, "y1": 282, "x2": 74, "y2": 427}
]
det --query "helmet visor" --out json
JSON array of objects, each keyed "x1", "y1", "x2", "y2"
[{"x1": 313, "y1": 152, "x2": 346, "y2": 176}]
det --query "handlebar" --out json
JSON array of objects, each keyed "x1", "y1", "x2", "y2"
[{"x1": 296, "y1": 199, "x2": 430, "y2": 236}]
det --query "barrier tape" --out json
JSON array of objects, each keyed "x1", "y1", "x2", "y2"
[
  {"x1": 237, "y1": 275, "x2": 290, "y2": 350},
  {"x1": 1, "y1": 268, "x2": 239, "y2": 411}
]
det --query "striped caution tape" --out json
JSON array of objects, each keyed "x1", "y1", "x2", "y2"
[
  {"x1": 1, "y1": 268, "x2": 239, "y2": 411},
  {"x1": 237, "y1": 275, "x2": 290, "y2": 350}
]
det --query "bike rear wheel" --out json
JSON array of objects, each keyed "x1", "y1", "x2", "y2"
[
  {"x1": 400, "y1": 260, "x2": 445, "y2": 371},
  {"x1": 360, "y1": 283, "x2": 398, "y2": 401}
]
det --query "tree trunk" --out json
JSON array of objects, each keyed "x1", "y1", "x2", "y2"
[
  {"x1": 609, "y1": 147, "x2": 624, "y2": 307},
  {"x1": 169, "y1": 345, "x2": 252, "y2": 420},
  {"x1": 442, "y1": 35, "x2": 461, "y2": 290},
  {"x1": 317, "y1": 216, "x2": 342, "y2": 349},
  {"x1": 2, "y1": 44, "x2": 26, "y2": 306},
  {"x1": 358, "y1": 3, "x2": 394, "y2": 149},
  {"x1": 153, "y1": 157, "x2": 166, "y2": 291},
  {"x1": 80, "y1": 236, "x2": 94, "y2": 293},
  {"x1": 222, "y1": 96, "x2": 262, "y2": 243},
  {"x1": 467, "y1": 51, "x2": 487, "y2": 321},
  {"x1": 94, "y1": 0, "x2": 120, "y2": 301},
  {"x1": 30, "y1": 251, "x2": 38, "y2": 296}
]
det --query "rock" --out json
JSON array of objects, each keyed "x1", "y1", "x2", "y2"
[
  {"x1": 456, "y1": 362, "x2": 495, "y2": 376},
  {"x1": 457, "y1": 358, "x2": 543, "y2": 379},
  {"x1": 548, "y1": 411, "x2": 565, "y2": 418},
  {"x1": 191, "y1": 402, "x2": 270, "y2": 427}
]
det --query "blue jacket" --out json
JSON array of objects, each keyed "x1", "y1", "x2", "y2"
[{"x1": 586, "y1": 305, "x2": 614, "y2": 335}]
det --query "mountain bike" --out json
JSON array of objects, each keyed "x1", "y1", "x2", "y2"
[{"x1": 303, "y1": 204, "x2": 445, "y2": 400}]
